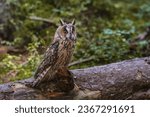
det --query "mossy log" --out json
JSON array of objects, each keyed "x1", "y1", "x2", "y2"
[{"x1": 0, "y1": 57, "x2": 150, "y2": 100}]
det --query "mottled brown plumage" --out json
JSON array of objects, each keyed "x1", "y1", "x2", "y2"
[{"x1": 32, "y1": 19, "x2": 76, "y2": 87}]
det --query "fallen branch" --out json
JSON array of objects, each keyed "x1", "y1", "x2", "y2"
[
  {"x1": 0, "y1": 57, "x2": 150, "y2": 100},
  {"x1": 28, "y1": 16, "x2": 58, "y2": 27},
  {"x1": 68, "y1": 56, "x2": 95, "y2": 67}
]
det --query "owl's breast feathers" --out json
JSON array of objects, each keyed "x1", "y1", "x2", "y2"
[{"x1": 32, "y1": 39, "x2": 75, "y2": 87}]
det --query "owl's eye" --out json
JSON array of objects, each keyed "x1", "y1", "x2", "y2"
[
  {"x1": 63, "y1": 27, "x2": 68, "y2": 34},
  {"x1": 72, "y1": 26, "x2": 75, "y2": 32}
]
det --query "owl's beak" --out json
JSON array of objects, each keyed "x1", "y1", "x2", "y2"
[
  {"x1": 70, "y1": 36, "x2": 76, "y2": 41},
  {"x1": 66, "y1": 34, "x2": 75, "y2": 41}
]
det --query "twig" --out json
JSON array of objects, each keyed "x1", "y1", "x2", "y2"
[
  {"x1": 129, "y1": 26, "x2": 150, "y2": 51},
  {"x1": 68, "y1": 56, "x2": 95, "y2": 67},
  {"x1": 28, "y1": 16, "x2": 58, "y2": 27},
  {"x1": 134, "y1": 26, "x2": 150, "y2": 40},
  {"x1": 0, "y1": 46, "x2": 26, "y2": 54}
]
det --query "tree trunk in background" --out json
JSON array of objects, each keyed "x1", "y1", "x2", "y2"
[{"x1": 0, "y1": 57, "x2": 150, "y2": 100}]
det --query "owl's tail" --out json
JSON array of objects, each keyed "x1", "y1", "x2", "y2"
[
  {"x1": 32, "y1": 77, "x2": 43, "y2": 87},
  {"x1": 32, "y1": 67, "x2": 51, "y2": 87}
]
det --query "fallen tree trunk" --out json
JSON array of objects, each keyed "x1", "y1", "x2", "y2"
[{"x1": 0, "y1": 57, "x2": 150, "y2": 100}]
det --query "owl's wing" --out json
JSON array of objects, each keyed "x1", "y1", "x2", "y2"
[{"x1": 32, "y1": 41, "x2": 59, "y2": 87}]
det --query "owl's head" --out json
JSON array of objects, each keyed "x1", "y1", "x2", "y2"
[{"x1": 54, "y1": 19, "x2": 76, "y2": 41}]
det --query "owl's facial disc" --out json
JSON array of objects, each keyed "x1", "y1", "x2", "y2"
[{"x1": 63, "y1": 24, "x2": 76, "y2": 41}]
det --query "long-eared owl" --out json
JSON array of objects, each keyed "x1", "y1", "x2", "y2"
[{"x1": 32, "y1": 19, "x2": 76, "y2": 87}]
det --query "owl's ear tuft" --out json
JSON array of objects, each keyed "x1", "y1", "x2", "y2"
[
  {"x1": 60, "y1": 19, "x2": 65, "y2": 26},
  {"x1": 71, "y1": 19, "x2": 75, "y2": 25}
]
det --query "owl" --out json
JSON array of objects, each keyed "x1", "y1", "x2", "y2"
[{"x1": 32, "y1": 19, "x2": 76, "y2": 87}]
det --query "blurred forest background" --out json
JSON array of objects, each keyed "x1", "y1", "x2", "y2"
[{"x1": 0, "y1": 0, "x2": 150, "y2": 84}]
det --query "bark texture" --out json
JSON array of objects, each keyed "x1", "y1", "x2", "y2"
[{"x1": 0, "y1": 57, "x2": 150, "y2": 100}]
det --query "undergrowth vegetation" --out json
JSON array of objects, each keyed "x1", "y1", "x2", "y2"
[{"x1": 0, "y1": 0, "x2": 150, "y2": 83}]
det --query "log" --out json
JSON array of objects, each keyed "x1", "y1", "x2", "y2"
[{"x1": 0, "y1": 57, "x2": 150, "y2": 100}]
